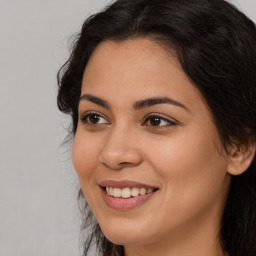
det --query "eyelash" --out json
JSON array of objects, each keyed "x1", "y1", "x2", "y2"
[
  {"x1": 79, "y1": 111, "x2": 178, "y2": 128},
  {"x1": 80, "y1": 111, "x2": 110, "y2": 126},
  {"x1": 142, "y1": 114, "x2": 177, "y2": 128}
]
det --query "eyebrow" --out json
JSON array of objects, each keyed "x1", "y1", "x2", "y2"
[
  {"x1": 79, "y1": 94, "x2": 188, "y2": 112},
  {"x1": 133, "y1": 97, "x2": 189, "y2": 111},
  {"x1": 79, "y1": 94, "x2": 110, "y2": 109}
]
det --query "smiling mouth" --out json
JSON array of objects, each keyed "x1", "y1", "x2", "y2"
[{"x1": 101, "y1": 186, "x2": 159, "y2": 199}]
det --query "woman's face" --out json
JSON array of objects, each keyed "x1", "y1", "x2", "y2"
[{"x1": 72, "y1": 39, "x2": 231, "y2": 251}]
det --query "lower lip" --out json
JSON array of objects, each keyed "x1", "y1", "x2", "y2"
[{"x1": 100, "y1": 187, "x2": 156, "y2": 210}]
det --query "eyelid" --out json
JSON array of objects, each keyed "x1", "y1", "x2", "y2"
[
  {"x1": 142, "y1": 113, "x2": 178, "y2": 127},
  {"x1": 80, "y1": 111, "x2": 110, "y2": 124},
  {"x1": 79, "y1": 111, "x2": 178, "y2": 127}
]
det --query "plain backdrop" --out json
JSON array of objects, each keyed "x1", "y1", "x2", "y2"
[{"x1": 0, "y1": 1, "x2": 255, "y2": 256}]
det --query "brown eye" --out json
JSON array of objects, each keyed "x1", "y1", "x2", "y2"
[
  {"x1": 149, "y1": 116, "x2": 161, "y2": 126},
  {"x1": 80, "y1": 112, "x2": 109, "y2": 125},
  {"x1": 88, "y1": 114, "x2": 100, "y2": 124},
  {"x1": 143, "y1": 115, "x2": 177, "y2": 127}
]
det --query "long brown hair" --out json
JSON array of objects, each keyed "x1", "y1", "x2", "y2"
[{"x1": 57, "y1": 0, "x2": 256, "y2": 255}]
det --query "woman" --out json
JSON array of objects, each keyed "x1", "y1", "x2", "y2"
[{"x1": 57, "y1": 0, "x2": 256, "y2": 255}]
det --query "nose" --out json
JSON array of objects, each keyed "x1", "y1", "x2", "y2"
[{"x1": 98, "y1": 127, "x2": 143, "y2": 170}]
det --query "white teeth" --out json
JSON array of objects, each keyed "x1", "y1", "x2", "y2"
[
  {"x1": 147, "y1": 188, "x2": 153, "y2": 194},
  {"x1": 131, "y1": 188, "x2": 140, "y2": 197},
  {"x1": 105, "y1": 187, "x2": 155, "y2": 198},
  {"x1": 122, "y1": 188, "x2": 131, "y2": 198},
  {"x1": 113, "y1": 188, "x2": 122, "y2": 198},
  {"x1": 110, "y1": 187, "x2": 113, "y2": 196},
  {"x1": 140, "y1": 188, "x2": 146, "y2": 195}
]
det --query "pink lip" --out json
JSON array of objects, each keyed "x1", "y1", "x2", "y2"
[
  {"x1": 99, "y1": 180, "x2": 157, "y2": 189},
  {"x1": 99, "y1": 180, "x2": 159, "y2": 210}
]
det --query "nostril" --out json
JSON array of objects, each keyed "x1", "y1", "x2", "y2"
[
  {"x1": 120, "y1": 162, "x2": 131, "y2": 165},
  {"x1": 119, "y1": 162, "x2": 135, "y2": 167}
]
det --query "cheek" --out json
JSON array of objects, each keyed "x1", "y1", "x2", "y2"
[
  {"x1": 144, "y1": 126, "x2": 228, "y2": 213},
  {"x1": 72, "y1": 131, "x2": 105, "y2": 213},
  {"x1": 72, "y1": 131, "x2": 100, "y2": 183}
]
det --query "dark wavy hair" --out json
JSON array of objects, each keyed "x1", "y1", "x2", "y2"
[{"x1": 57, "y1": 0, "x2": 256, "y2": 255}]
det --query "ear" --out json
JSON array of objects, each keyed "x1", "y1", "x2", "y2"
[{"x1": 227, "y1": 142, "x2": 256, "y2": 176}]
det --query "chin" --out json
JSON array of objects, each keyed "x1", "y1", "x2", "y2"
[
  {"x1": 99, "y1": 222, "x2": 150, "y2": 246},
  {"x1": 104, "y1": 233, "x2": 133, "y2": 246}
]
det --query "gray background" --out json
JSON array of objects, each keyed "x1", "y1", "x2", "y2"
[{"x1": 0, "y1": 1, "x2": 255, "y2": 256}]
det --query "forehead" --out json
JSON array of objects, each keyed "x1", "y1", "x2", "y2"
[
  {"x1": 81, "y1": 38, "x2": 206, "y2": 112},
  {"x1": 82, "y1": 39, "x2": 175, "y2": 87},
  {"x1": 88, "y1": 38, "x2": 175, "y2": 64}
]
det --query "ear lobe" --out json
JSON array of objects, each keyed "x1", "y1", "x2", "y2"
[{"x1": 227, "y1": 142, "x2": 256, "y2": 176}]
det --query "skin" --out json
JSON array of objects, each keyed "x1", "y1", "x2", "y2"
[{"x1": 72, "y1": 38, "x2": 233, "y2": 256}]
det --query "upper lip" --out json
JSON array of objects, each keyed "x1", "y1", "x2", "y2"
[{"x1": 99, "y1": 180, "x2": 159, "y2": 189}]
